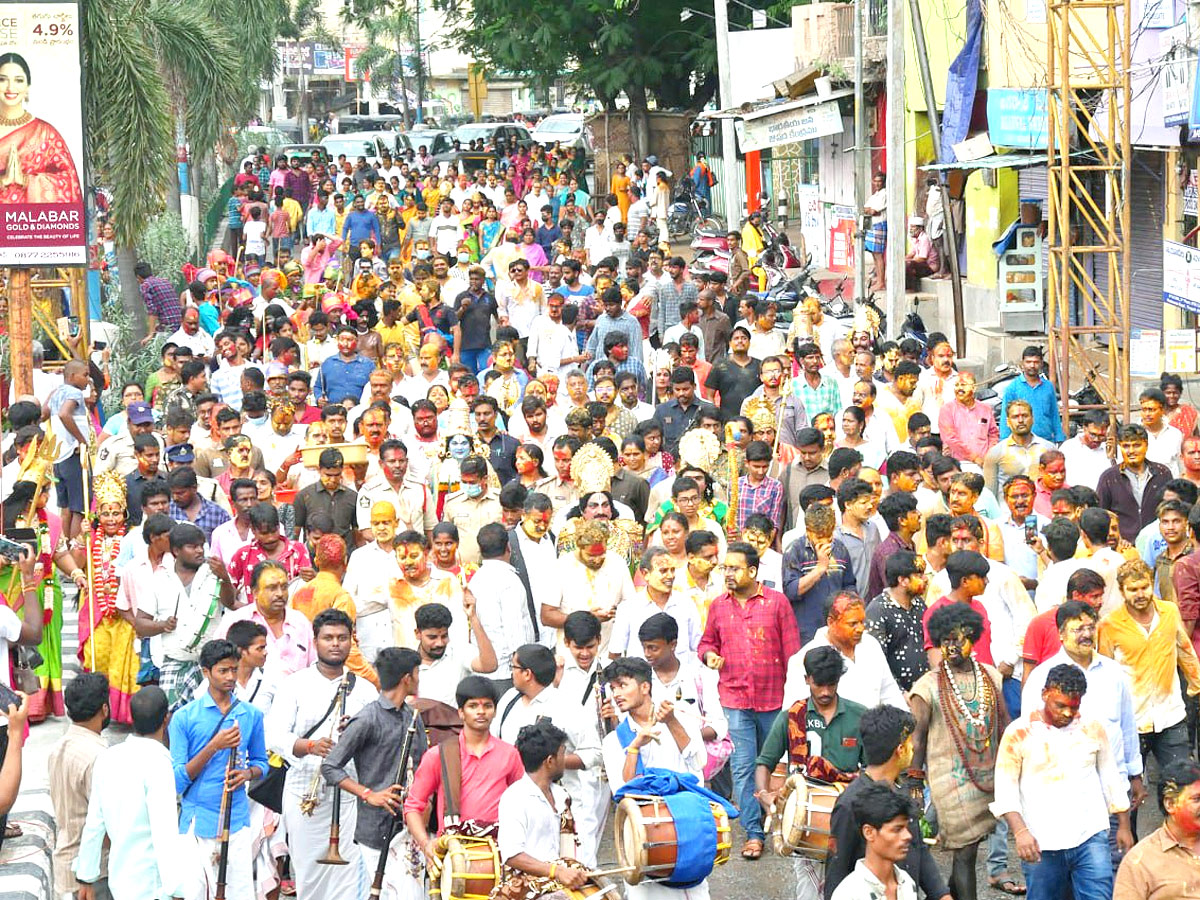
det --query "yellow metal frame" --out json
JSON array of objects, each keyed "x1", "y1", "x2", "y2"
[{"x1": 1045, "y1": 0, "x2": 1132, "y2": 430}]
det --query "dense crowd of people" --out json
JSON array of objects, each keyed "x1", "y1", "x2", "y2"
[{"x1": 2, "y1": 144, "x2": 1199, "y2": 900}]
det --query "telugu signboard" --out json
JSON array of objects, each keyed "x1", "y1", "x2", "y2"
[
  {"x1": 986, "y1": 88, "x2": 1049, "y2": 149},
  {"x1": 0, "y1": 1, "x2": 85, "y2": 265},
  {"x1": 735, "y1": 101, "x2": 843, "y2": 153}
]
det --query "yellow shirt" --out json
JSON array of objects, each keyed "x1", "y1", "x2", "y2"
[
  {"x1": 282, "y1": 197, "x2": 304, "y2": 232},
  {"x1": 290, "y1": 571, "x2": 378, "y2": 686}
]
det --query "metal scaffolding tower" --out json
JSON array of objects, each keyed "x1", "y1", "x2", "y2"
[{"x1": 1045, "y1": 0, "x2": 1132, "y2": 431}]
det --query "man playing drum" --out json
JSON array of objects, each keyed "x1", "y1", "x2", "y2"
[
  {"x1": 752, "y1": 646, "x2": 866, "y2": 900},
  {"x1": 494, "y1": 720, "x2": 595, "y2": 898},
  {"x1": 601, "y1": 657, "x2": 710, "y2": 900}
]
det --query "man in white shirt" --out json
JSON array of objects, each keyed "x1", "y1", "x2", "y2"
[
  {"x1": 264, "y1": 614, "x2": 378, "y2": 900},
  {"x1": 497, "y1": 720, "x2": 592, "y2": 892},
  {"x1": 829, "y1": 782, "x2": 921, "y2": 900},
  {"x1": 527, "y1": 293, "x2": 580, "y2": 379},
  {"x1": 608, "y1": 548, "x2": 702, "y2": 661},
  {"x1": 782, "y1": 595, "x2": 907, "y2": 711},
  {"x1": 546, "y1": 520, "x2": 639, "y2": 652},
  {"x1": 1059, "y1": 411, "x2": 1113, "y2": 491},
  {"x1": 473, "y1": 523, "x2": 538, "y2": 695},
  {"x1": 413, "y1": 601, "x2": 498, "y2": 708},
  {"x1": 990, "y1": 664, "x2": 1132, "y2": 900},
  {"x1": 167, "y1": 308, "x2": 217, "y2": 360},
  {"x1": 429, "y1": 199, "x2": 464, "y2": 257},
  {"x1": 600, "y1": 656, "x2": 713, "y2": 900},
  {"x1": 492, "y1": 644, "x2": 604, "y2": 865},
  {"x1": 1141, "y1": 387, "x2": 1183, "y2": 476},
  {"x1": 642, "y1": 612, "x2": 728, "y2": 755},
  {"x1": 75, "y1": 687, "x2": 189, "y2": 900}
]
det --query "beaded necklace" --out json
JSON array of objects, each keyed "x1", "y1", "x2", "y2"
[{"x1": 936, "y1": 657, "x2": 997, "y2": 792}]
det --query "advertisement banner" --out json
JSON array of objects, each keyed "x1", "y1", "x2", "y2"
[
  {"x1": 828, "y1": 205, "x2": 856, "y2": 272},
  {"x1": 1164, "y1": 54, "x2": 1191, "y2": 125},
  {"x1": 1163, "y1": 239, "x2": 1200, "y2": 313},
  {"x1": 0, "y1": 1, "x2": 85, "y2": 265}
]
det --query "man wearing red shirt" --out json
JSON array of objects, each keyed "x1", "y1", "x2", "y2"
[
  {"x1": 698, "y1": 541, "x2": 801, "y2": 860},
  {"x1": 287, "y1": 371, "x2": 322, "y2": 425},
  {"x1": 403, "y1": 675, "x2": 524, "y2": 866},
  {"x1": 1020, "y1": 567, "x2": 1105, "y2": 680},
  {"x1": 922, "y1": 549, "x2": 995, "y2": 666}
]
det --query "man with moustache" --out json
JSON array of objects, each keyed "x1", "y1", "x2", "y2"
[
  {"x1": 507, "y1": 492, "x2": 559, "y2": 647},
  {"x1": 265, "y1": 607, "x2": 378, "y2": 899},
  {"x1": 356, "y1": 439, "x2": 436, "y2": 542},
  {"x1": 343, "y1": 500, "x2": 406, "y2": 662}
]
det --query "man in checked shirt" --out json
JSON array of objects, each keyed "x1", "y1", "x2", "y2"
[{"x1": 697, "y1": 540, "x2": 801, "y2": 861}]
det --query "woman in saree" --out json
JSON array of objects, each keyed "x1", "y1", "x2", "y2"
[
  {"x1": 1, "y1": 480, "x2": 86, "y2": 722},
  {"x1": 77, "y1": 473, "x2": 138, "y2": 725},
  {"x1": 518, "y1": 226, "x2": 548, "y2": 282},
  {"x1": 611, "y1": 161, "x2": 632, "y2": 223},
  {"x1": 0, "y1": 53, "x2": 83, "y2": 204}
]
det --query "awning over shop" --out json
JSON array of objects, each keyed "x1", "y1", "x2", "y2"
[{"x1": 920, "y1": 153, "x2": 1046, "y2": 171}]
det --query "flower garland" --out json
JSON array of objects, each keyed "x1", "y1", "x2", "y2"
[{"x1": 89, "y1": 529, "x2": 124, "y2": 620}]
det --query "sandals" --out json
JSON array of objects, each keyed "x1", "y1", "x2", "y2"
[
  {"x1": 989, "y1": 877, "x2": 1027, "y2": 895},
  {"x1": 741, "y1": 838, "x2": 764, "y2": 860},
  {"x1": 3, "y1": 823, "x2": 22, "y2": 839}
]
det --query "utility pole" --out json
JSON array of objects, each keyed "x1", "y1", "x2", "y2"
[
  {"x1": 907, "y1": 0, "x2": 966, "y2": 356},
  {"x1": 414, "y1": 0, "x2": 424, "y2": 124},
  {"x1": 885, "y1": 0, "x2": 906, "y2": 338},
  {"x1": 714, "y1": 0, "x2": 740, "y2": 228},
  {"x1": 854, "y1": 0, "x2": 867, "y2": 305}
]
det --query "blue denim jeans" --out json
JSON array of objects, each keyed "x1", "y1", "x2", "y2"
[
  {"x1": 1022, "y1": 830, "x2": 1112, "y2": 900},
  {"x1": 459, "y1": 347, "x2": 492, "y2": 375},
  {"x1": 725, "y1": 706, "x2": 780, "y2": 842},
  {"x1": 987, "y1": 818, "x2": 1010, "y2": 877}
]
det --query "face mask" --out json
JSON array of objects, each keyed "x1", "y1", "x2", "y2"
[
  {"x1": 247, "y1": 414, "x2": 268, "y2": 427},
  {"x1": 463, "y1": 482, "x2": 483, "y2": 498},
  {"x1": 457, "y1": 253, "x2": 470, "y2": 264},
  {"x1": 416, "y1": 249, "x2": 432, "y2": 260}
]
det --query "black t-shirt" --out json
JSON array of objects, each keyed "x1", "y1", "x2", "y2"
[
  {"x1": 453, "y1": 290, "x2": 498, "y2": 350},
  {"x1": 406, "y1": 303, "x2": 458, "y2": 345},
  {"x1": 704, "y1": 355, "x2": 763, "y2": 418}
]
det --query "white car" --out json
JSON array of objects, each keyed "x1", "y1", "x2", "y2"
[
  {"x1": 531, "y1": 113, "x2": 591, "y2": 152},
  {"x1": 320, "y1": 131, "x2": 406, "y2": 167}
]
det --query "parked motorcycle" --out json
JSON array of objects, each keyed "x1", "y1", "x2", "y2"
[{"x1": 668, "y1": 178, "x2": 724, "y2": 238}]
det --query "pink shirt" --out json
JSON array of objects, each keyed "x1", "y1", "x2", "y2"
[
  {"x1": 938, "y1": 398, "x2": 999, "y2": 463},
  {"x1": 300, "y1": 237, "x2": 343, "y2": 286},
  {"x1": 209, "y1": 518, "x2": 253, "y2": 570},
  {"x1": 217, "y1": 604, "x2": 315, "y2": 679},
  {"x1": 402, "y1": 732, "x2": 525, "y2": 831},
  {"x1": 117, "y1": 554, "x2": 170, "y2": 613}
]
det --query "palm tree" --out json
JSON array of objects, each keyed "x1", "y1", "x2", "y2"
[{"x1": 82, "y1": 0, "x2": 278, "y2": 332}]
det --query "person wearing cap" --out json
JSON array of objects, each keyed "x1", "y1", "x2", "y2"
[
  {"x1": 93, "y1": 402, "x2": 164, "y2": 479},
  {"x1": 905, "y1": 216, "x2": 939, "y2": 289}
]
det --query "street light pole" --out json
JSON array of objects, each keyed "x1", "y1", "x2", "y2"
[
  {"x1": 714, "y1": 0, "x2": 740, "y2": 228},
  {"x1": 854, "y1": 0, "x2": 867, "y2": 305}
]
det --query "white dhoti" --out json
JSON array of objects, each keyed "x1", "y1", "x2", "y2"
[
  {"x1": 248, "y1": 801, "x2": 281, "y2": 900},
  {"x1": 281, "y1": 788, "x2": 368, "y2": 899},
  {"x1": 626, "y1": 878, "x2": 711, "y2": 900},
  {"x1": 184, "y1": 822, "x2": 254, "y2": 900},
  {"x1": 358, "y1": 831, "x2": 427, "y2": 900},
  {"x1": 791, "y1": 856, "x2": 825, "y2": 900},
  {"x1": 567, "y1": 773, "x2": 609, "y2": 868},
  {"x1": 357, "y1": 607, "x2": 395, "y2": 664}
]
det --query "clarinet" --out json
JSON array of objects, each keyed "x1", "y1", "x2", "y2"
[
  {"x1": 369, "y1": 711, "x2": 422, "y2": 900},
  {"x1": 213, "y1": 748, "x2": 240, "y2": 900}
]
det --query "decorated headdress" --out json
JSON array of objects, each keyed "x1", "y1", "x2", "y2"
[
  {"x1": 677, "y1": 428, "x2": 720, "y2": 471},
  {"x1": 93, "y1": 471, "x2": 127, "y2": 511},
  {"x1": 571, "y1": 443, "x2": 615, "y2": 495},
  {"x1": 17, "y1": 431, "x2": 58, "y2": 490},
  {"x1": 852, "y1": 303, "x2": 881, "y2": 338},
  {"x1": 744, "y1": 397, "x2": 778, "y2": 433},
  {"x1": 443, "y1": 397, "x2": 473, "y2": 437},
  {"x1": 575, "y1": 518, "x2": 610, "y2": 550}
]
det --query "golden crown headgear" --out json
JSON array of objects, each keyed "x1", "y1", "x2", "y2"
[
  {"x1": 571, "y1": 443, "x2": 615, "y2": 495},
  {"x1": 575, "y1": 518, "x2": 610, "y2": 549},
  {"x1": 93, "y1": 471, "x2": 127, "y2": 510},
  {"x1": 852, "y1": 303, "x2": 881, "y2": 338},
  {"x1": 17, "y1": 432, "x2": 59, "y2": 488},
  {"x1": 744, "y1": 397, "x2": 778, "y2": 433},
  {"x1": 677, "y1": 428, "x2": 721, "y2": 471}
]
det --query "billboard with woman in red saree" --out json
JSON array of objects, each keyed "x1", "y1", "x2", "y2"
[{"x1": 0, "y1": 1, "x2": 85, "y2": 265}]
